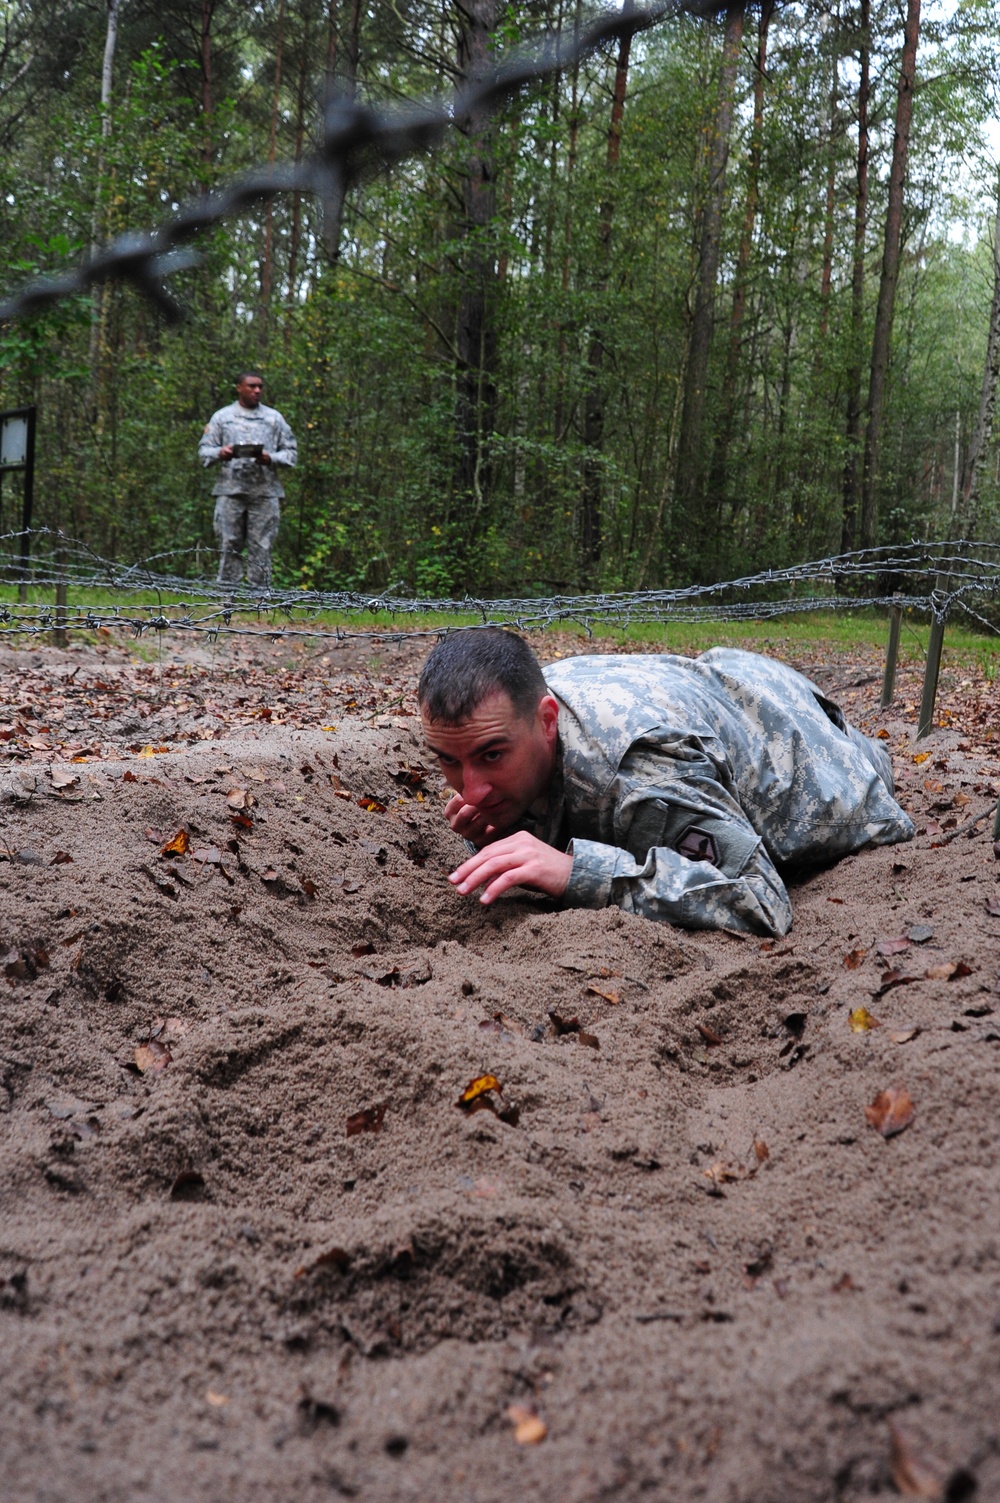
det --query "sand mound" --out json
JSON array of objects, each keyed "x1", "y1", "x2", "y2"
[{"x1": 0, "y1": 637, "x2": 998, "y2": 1501}]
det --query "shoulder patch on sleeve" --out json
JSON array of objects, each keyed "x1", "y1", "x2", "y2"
[{"x1": 676, "y1": 826, "x2": 720, "y2": 866}]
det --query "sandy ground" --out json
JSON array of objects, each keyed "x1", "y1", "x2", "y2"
[{"x1": 0, "y1": 628, "x2": 998, "y2": 1503}]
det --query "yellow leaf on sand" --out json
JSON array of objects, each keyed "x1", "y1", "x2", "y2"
[
  {"x1": 849, "y1": 1006, "x2": 881, "y2": 1033},
  {"x1": 457, "y1": 1074, "x2": 502, "y2": 1107},
  {"x1": 507, "y1": 1405, "x2": 547, "y2": 1444}
]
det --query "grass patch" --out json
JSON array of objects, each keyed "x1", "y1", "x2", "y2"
[{"x1": 1, "y1": 588, "x2": 996, "y2": 671}]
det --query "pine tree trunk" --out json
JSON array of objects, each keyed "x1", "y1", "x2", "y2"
[
  {"x1": 286, "y1": 12, "x2": 311, "y2": 315},
  {"x1": 453, "y1": 0, "x2": 498, "y2": 542},
  {"x1": 580, "y1": 0, "x2": 634, "y2": 581},
  {"x1": 323, "y1": 0, "x2": 360, "y2": 257},
  {"x1": 840, "y1": 0, "x2": 869, "y2": 552},
  {"x1": 675, "y1": 0, "x2": 744, "y2": 533},
  {"x1": 858, "y1": 0, "x2": 920, "y2": 549},
  {"x1": 260, "y1": 0, "x2": 287, "y2": 315},
  {"x1": 709, "y1": 0, "x2": 771, "y2": 515},
  {"x1": 200, "y1": 0, "x2": 214, "y2": 163},
  {"x1": 554, "y1": 0, "x2": 581, "y2": 446},
  {"x1": 963, "y1": 185, "x2": 1000, "y2": 535},
  {"x1": 818, "y1": 32, "x2": 839, "y2": 340}
]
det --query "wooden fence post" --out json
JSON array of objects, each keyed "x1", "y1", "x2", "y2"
[
  {"x1": 53, "y1": 548, "x2": 67, "y2": 647},
  {"x1": 916, "y1": 575, "x2": 948, "y2": 741},
  {"x1": 880, "y1": 592, "x2": 903, "y2": 709}
]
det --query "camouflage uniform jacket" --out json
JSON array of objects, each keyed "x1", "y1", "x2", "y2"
[
  {"x1": 198, "y1": 402, "x2": 297, "y2": 499},
  {"x1": 527, "y1": 649, "x2": 913, "y2": 936}
]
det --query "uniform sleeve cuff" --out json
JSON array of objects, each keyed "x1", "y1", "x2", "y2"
[{"x1": 564, "y1": 838, "x2": 625, "y2": 908}]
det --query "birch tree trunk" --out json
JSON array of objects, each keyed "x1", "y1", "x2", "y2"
[
  {"x1": 89, "y1": 0, "x2": 121, "y2": 384},
  {"x1": 858, "y1": 0, "x2": 920, "y2": 548}
]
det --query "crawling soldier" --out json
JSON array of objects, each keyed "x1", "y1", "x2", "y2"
[{"x1": 418, "y1": 629, "x2": 913, "y2": 936}]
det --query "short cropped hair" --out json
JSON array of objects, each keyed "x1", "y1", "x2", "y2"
[
  {"x1": 236, "y1": 370, "x2": 263, "y2": 385},
  {"x1": 418, "y1": 628, "x2": 547, "y2": 723}
]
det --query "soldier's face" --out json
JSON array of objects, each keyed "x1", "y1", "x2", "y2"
[
  {"x1": 421, "y1": 690, "x2": 560, "y2": 833},
  {"x1": 237, "y1": 376, "x2": 263, "y2": 409}
]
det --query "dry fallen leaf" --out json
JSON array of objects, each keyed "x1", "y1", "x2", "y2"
[
  {"x1": 753, "y1": 1137, "x2": 769, "y2": 1163},
  {"x1": 51, "y1": 851, "x2": 73, "y2": 865},
  {"x1": 889, "y1": 1027, "x2": 921, "y2": 1044},
  {"x1": 160, "y1": 829, "x2": 189, "y2": 857},
  {"x1": 49, "y1": 767, "x2": 80, "y2": 791},
  {"x1": 889, "y1": 1420, "x2": 949, "y2": 1500},
  {"x1": 357, "y1": 796, "x2": 387, "y2": 813},
  {"x1": 873, "y1": 969, "x2": 922, "y2": 999},
  {"x1": 346, "y1": 1103, "x2": 386, "y2": 1137},
  {"x1": 507, "y1": 1405, "x2": 547, "y2": 1445},
  {"x1": 151, "y1": 1015, "x2": 192, "y2": 1044},
  {"x1": 849, "y1": 1006, "x2": 881, "y2": 1033},
  {"x1": 191, "y1": 846, "x2": 223, "y2": 866},
  {"x1": 226, "y1": 787, "x2": 255, "y2": 810},
  {"x1": 865, "y1": 1086, "x2": 915, "y2": 1138},
  {"x1": 294, "y1": 1246, "x2": 351, "y2": 1278},
  {"x1": 696, "y1": 1022, "x2": 724, "y2": 1045},
  {"x1": 457, "y1": 1074, "x2": 503, "y2": 1108},
  {"x1": 206, "y1": 1391, "x2": 229, "y2": 1407},
  {"x1": 134, "y1": 1039, "x2": 172, "y2": 1073},
  {"x1": 703, "y1": 1160, "x2": 743, "y2": 1187},
  {"x1": 586, "y1": 984, "x2": 621, "y2": 1005},
  {"x1": 925, "y1": 961, "x2": 972, "y2": 982},
  {"x1": 912, "y1": 751, "x2": 932, "y2": 764},
  {"x1": 842, "y1": 948, "x2": 867, "y2": 970},
  {"x1": 876, "y1": 936, "x2": 911, "y2": 957}
]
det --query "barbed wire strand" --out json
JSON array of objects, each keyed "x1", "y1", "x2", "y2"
[
  {"x1": 0, "y1": 3, "x2": 684, "y2": 326},
  {"x1": 0, "y1": 531, "x2": 998, "y2": 642}
]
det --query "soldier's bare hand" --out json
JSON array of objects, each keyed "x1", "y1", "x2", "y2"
[
  {"x1": 444, "y1": 794, "x2": 500, "y2": 847},
  {"x1": 257, "y1": 449, "x2": 272, "y2": 465},
  {"x1": 219, "y1": 444, "x2": 234, "y2": 459},
  {"x1": 449, "y1": 833, "x2": 572, "y2": 905}
]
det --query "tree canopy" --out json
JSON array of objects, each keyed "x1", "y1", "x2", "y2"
[{"x1": 1, "y1": 0, "x2": 999, "y2": 593}]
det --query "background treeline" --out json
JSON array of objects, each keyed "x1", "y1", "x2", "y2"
[{"x1": 1, "y1": 0, "x2": 999, "y2": 593}]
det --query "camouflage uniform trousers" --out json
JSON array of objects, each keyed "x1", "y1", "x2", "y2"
[{"x1": 214, "y1": 493, "x2": 280, "y2": 589}]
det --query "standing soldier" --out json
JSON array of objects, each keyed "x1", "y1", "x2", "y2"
[{"x1": 198, "y1": 371, "x2": 297, "y2": 590}]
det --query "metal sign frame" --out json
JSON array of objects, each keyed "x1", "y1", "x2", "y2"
[{"x1": 0, "y1": 405, "x2": 36, "y2": 580}]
